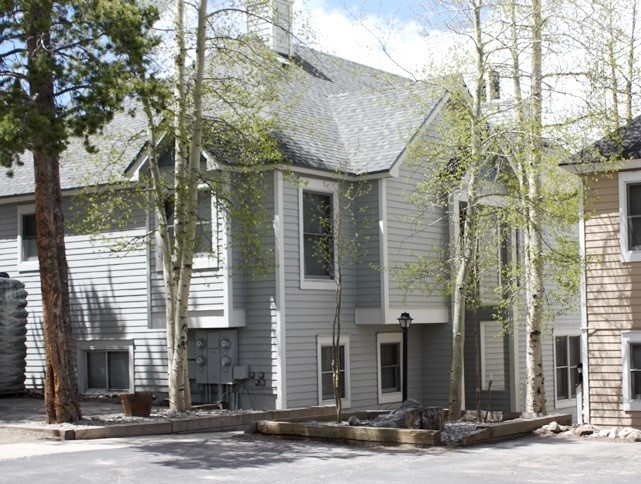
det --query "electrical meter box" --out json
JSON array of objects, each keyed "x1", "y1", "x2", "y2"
[{"x1": 188, "y1": 329, "x2": 238, "y2": 385}]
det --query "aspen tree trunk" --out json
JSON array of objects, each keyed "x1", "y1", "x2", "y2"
[
  {"x1": 447, "y1": 0, "x2": 484, "y2": 421},
  {"x1": 524, "y1": 0, "x2": 547, "y2": 415},
  {"x1": 164, "y1": 0, "x2": 207, "y2": 412}
]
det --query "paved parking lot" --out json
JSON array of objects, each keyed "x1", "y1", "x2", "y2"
[{"x1": 0, "y1": 431, "x2": 639, "y2": 483}]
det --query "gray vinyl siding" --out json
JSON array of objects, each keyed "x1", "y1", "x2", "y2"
[
  {"x1": 387, "y1": 159, "x2": 449, "y2": 309},
  {"x1": 355, "y1": 179, "x2": 381, "y2": 308},
  {"x1": 236, "y1": 175, "x2": 277, "y2": 410},
  {"x1": 0, "y1": 197, "x2": 168, "y2": 392},
  {"x1": 464, "y1": 308, "x2": 512, "y2": 412},
  {"x1": 420, "y1": 323, "x2": 452, "y2": 407}
]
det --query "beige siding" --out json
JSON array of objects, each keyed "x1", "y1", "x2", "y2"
[{"x1": 583, "y1": 174, "x2": 641, "y2": 427}]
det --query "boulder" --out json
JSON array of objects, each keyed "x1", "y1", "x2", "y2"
[
  {"x1": 574, "y1": 424, "x2": 595, "y2": 437},
  {"x1": 618, "y1": 427, "x2": 637, "y2": 440},
  {"x1": 370, "y1": 400, "x2": 444, "y2": 430},
  {"x1": 547, "y1": 421, "x2": 562, "y2": 433},
  {"x1": 625, "y1": 430, "x2": 641, "y2": 442}
]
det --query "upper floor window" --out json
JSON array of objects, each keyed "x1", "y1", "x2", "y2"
[
  {"x1": 299, "y1": 178, "x2": 337, "y2": 290},
  {"x1": 156, "y1": 187, "x2": 217, "y2": 270},
  {"x1": 17, "y1": 205, "x2": 38, "y2": 271},
  {"x1": 618, "y1": 171, "x2": 641, "y2": 262}
]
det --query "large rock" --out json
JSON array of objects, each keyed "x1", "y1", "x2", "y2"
[{"x1": 370, "y1": 400, "x2": 444, "y2": 431}]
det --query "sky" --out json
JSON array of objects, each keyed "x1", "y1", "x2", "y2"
[{"x1": 293, "y1": 0, "x2": 454, "y2": 78}]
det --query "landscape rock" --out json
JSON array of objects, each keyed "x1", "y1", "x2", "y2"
[
  {"x1": 618, "y1": 427, "x2": 636, "y2": 440},
  {"x1": 625, "y1": 430, "x2": 641, "y2": 442},
  {"x1": 547, "y1": 421, "x2": 562, "y2": 433},
  {"x1": 370, "y1": 400, "x2": 444, "y2": 430},
  {"x1": 574, "y1": 424, "x2": 595, "y2": 437},
  {"x1": 347, "y1": 416, "x2": 360, "y2": 426}
]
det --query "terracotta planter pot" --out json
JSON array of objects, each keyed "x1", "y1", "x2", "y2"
[{"x1": 120, "y1": 392, "x2": 154, "y2": 417}]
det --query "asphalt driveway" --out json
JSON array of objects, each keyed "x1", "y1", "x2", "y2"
[{"x1": 0, "y1": 431, "x2": 638, "y2": 483}]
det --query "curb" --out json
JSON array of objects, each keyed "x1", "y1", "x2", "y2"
[{"x1": 0, "y1": 405, "x2": 337, "y2": 441}]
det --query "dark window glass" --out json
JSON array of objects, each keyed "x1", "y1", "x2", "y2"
[
  {"x1": 22, "y1": 213, "x2": 38, "y2": 261},
  {"x1": 303, "y1": 191, "x2": 333, "y2": 278},
  {"x1": 320, "y1": 345, "x2": 345, "y2": 400},
  {"x1": 555, "y1": 336, "x2": 581, "y2": 400},
  {"x1": 380, "y1": 342, "x2": 400, "y2": 393},
  {"x1": 631, "y1": 344, "x2": 641, "y2": 399},
  {"x1": 86, "y1": 350, "x2": 129, "y2": 391},
  {"x1": 628, "y1": 184, "x2": 641, "y2": 250}
]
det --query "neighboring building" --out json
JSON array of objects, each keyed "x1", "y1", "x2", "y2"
[
  {"x1": 562, "y1": 115, "x2": 641, "y2": 428},
  {"x1": 0, "y1": 0, "x2": 578, "y2": 415}
]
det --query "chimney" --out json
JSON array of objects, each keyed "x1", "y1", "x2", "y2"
[{"x1": 247, "y1": 0, "x2": 293, "y2": 56}]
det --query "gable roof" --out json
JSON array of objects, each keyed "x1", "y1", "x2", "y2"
[{"x1": 0, "y1": 45, "x2": 448, "y2": 199}]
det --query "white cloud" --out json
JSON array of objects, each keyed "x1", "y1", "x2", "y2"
[{"x1": 294, "y1": 0, "x2": 447, "y2": 78}]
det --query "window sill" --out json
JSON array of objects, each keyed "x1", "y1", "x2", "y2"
[
  {"x1": 301, "y1": 278, "x2": 336, "y2": 291},
  {"x1": 620, "y1": 250, "x2": 641, "y2": 263},
  {"x1": 17, "y1": 261, "x2": 39, "y2": 273},
  {"x1": 623, "y1": 400, "x2": 641, "y2": 412},
  {"x1": 320, "y1": 399, "x2": 351, "y2": 409},
  {"x1": 378, "y1": 392, "x2": 402, "y2": 405},
  {"x1": 554, "y1": 398, "x2": 577, "y2": 409}
]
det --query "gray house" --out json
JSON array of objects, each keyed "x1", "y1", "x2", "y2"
[{"x1": 0, "y1": 0, "x2": 578, "y2": 415}]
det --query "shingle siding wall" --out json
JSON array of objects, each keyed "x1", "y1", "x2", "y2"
[{"x1": 583, "y1": 173, "x2": 641, "y2": 427}]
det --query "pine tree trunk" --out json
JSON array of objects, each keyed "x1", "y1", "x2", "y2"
[{"x1": 27, "y1": 0, "x2": 81, "y2": 424}]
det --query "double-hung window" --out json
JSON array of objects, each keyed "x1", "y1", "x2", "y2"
[
  {"x1": 156, "y1": 186, "x2": 217, "y2": 270},
  {"x1": 317, "y1": 336, "x2": 350, "y2": 407},
  {"x1": 377, "y1": 332, "x2": 402, "y2": 404},
  {"x1": 555, "y1": 335, "x2": 580, "y2": 403},
  {"x1": 622, "y1": 332, "x2": 641, "y2": 411},
  {"x1": 618, "y1": 172, "x2": 641, "y2": 261},
  {"x1": 17, "y1": 205, "x2": 38, "y2": 271},
  {"x1": 299, "y1": 178, "x2": 336, "y2": 289}
]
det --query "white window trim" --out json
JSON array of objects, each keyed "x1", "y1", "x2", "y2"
[
  {"x1": 377, "y1": 332, "x2": 403, "y2": 404},
  {"x1": 299, "y1": 178, "x2": 338, "y2": 290},
  {"x1": 618, "y1": 171, "x2": 641, "y2": 262},
  {"x1": 77, "y1": 340, "x2": 135, "y2": 394},
  {"x1": 622, "y1": 331, "x2": 641, "y2": 412},
  {"x1": 17, "y1": 204, "x2": 38, "y2": 272},
  {"x1": 553, "y1": 330, "x2": 580, "y2": 408},
  {"x1": 155, "y1": 185, "x2": 219, "y2": 271},
  {"x1": 317, "y1": 335, "x2": 351, "y2": 408},
  {"x1": 480, "y1": 321, "x2": 506, "y2": 391}
]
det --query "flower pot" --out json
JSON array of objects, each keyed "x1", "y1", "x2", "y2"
[{"x1": 120, "y1": 392, "x2": 154, "y2": 417}]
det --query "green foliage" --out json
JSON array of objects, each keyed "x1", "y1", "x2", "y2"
[{"x1": 0, "y1": 0, "x2": 159, "y2": 167}]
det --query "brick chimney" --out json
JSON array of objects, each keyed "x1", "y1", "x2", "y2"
[{"x1": 247, "y1": 0, "x2": 293, "y2": 56}]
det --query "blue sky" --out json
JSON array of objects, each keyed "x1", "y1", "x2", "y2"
[{"x1": 322, "y1": 0, "x2": 422, "y2": 23}]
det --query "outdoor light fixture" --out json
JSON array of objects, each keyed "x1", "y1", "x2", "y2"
[{"x1": 397, "y1": 312, "x2": 413, "y2": 401}]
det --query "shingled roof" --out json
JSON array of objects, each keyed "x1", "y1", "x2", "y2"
[
  {"x1": 0, "y1": 45, "x2": 447, "y2": 199},
  {"x1": 566, "y1": 114, "x2": 641, "y2": 168}
]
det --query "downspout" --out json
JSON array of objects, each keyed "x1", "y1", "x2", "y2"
[
  {"x1": 578, "y1": 179, "x2": 589, "y2": 424},
  {"x1": 274, "y1": 171, "x2": 287, "y2": 408}
]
